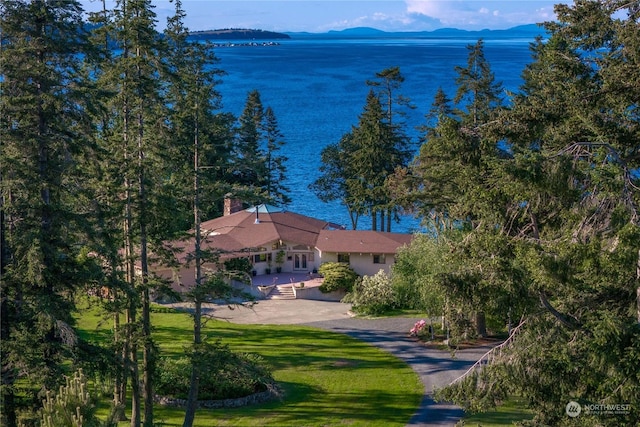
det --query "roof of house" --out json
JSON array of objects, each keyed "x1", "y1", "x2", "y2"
[
  {"x1": 196, "y1": 204, "x2": 342, "y2": 254},
  {"x1": 315, "y1": 229, "x2": 413, "y2": 254},
  {"x1": 165, "y1": 204, "x2": 413, "y2": 263}
]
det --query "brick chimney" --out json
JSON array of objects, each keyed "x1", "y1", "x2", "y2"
[{"x1": 223, "y1": 197, "x2": 243, "y2": 216}]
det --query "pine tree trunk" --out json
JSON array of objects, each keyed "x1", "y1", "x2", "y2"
[
  {"x1": 348, "y1": 209, "x2": 359, "y2": 230},
  {"x1": 142, "y1": 287, "x2": 153, "y2": 427},
  {"x1": 112, "y1": 308, "x2": 127, "y2": 421},
  {"x1": 183, "y1": 105, "x2": 202, "y2": 427},
  {"x1": 123, "y1": 84, "x2": 141, "y2": 426},
  {"x1": 387, "y1": 208, "x2": 392, "y2": 232},
  {"x1": 128, "y1": 301, "x2": 141, "y2": 427},
  {"x1": 475, "y1": 311, "x2": 487, "y2": 338},
  {"x1": 0, "y1": 183, "x2": 16, "y2": 427},
  {"x1": 182, "y1": 300, "x2": 201, "y2": 427},
  {"x1": 137, "y1": 100, "x2": 154, "y2": 427}
]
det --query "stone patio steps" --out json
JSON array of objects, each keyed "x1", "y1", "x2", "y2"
[{"x1": 268, "y1": 284, "x2": 295, "y2": 300}]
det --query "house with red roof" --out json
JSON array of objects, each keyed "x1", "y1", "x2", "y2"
[{"x1": 157, "y1": 200, "x2": 413, "y2": 291}]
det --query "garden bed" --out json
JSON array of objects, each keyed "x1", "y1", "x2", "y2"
[{"x1": 155, "y1": 382, "x2": 282, "y2": 409}]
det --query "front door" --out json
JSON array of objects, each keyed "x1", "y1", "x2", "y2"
[{"x1": 294, "y1": 253, "x2": 308, "y2": 270}]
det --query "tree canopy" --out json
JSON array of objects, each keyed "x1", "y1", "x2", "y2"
[{"x1": 390, "y1": 2, "x2": 640, "y2": 425}]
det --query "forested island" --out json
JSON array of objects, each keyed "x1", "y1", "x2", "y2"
[
  {"x1": 1, "y1": 1, "x2": 639, "y2": 427},
  {"x1": 188, "y1": 28, "x2": 290, "y2": 40}
]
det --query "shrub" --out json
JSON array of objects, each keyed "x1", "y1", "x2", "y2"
[
  {"x1": 350, "y1": 270, "x2": 396, "y2": 315},
  {"x1": 35, "y1": 369, "x2": 103, "y2": 427},
  {"x1": 155, "y1": 340, "x2": 274, "y2": 400},
  {"x1": 224, "y1": 257, "x2": 252, "y2": 274},
  {"x1": 318, "y1": 262, "x2": 359, "y2": 293}
]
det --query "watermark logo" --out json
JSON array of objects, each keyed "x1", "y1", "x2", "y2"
[
  {"x1": 566, "y1": 401, "x2": 581, "y2": 418},
  {"x1": 566, "y1": 401, "x2": 631, "y2": 418}
]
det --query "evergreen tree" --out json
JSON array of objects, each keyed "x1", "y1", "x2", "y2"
[
  {"x1": 263, "y1": 106, "x2": 291, "y2": 205},
  {"x1": 161, "y1": 2, "x2": 239, "y2": 425},
  {"x1": 309, "y1": 133, "x2": 363, "y2": 229},
  {"x1": 348, "y1": 90, "x2": 396, "y2": 230},
  {"x1": 83, "y1": 3, "x2": 134, "y2": 420},
  {"x1": 366, "y1": 66, "x2": 414, "y2": 127},
  {"x1": 454, "y1": 39, "x2": 503, "y2": 127},
  {"x1": 366, "y1": 66, "x2": 413, "y2": 230},
  {"x1": 233, "y1": 90, "x2": 289, "y2": 206},
  {"x1": 0, "y1": 0, "x2": 96, "y2": 423},
  {"x1": 413, "y1": 39, "x2": 506, "y2": 228},
  {"x1": 411, "y1": 39, "x2": 508, "y2": 337},
  {"x1": 313, "y1": 90, "x2": 411, "y2": 231},
  {"x1": 233, "y1": 89, "x2": 266, "y2": 200},
  {"x1": 427, "y1": 3, "x2": 640, "y2": 425},
  {"x1": 88, "y1": 1, "x2": 170, "y2": 425}
]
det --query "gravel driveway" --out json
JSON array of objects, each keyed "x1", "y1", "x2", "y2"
[{"x1": 172, "y1": 299, "x2": 494, "y2": 427}]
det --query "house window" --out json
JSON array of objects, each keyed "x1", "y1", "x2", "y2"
[
  {"x1": 373, "y1": 254, "x2": 386, "y2": 264},
  {"x1": 337, "y1": 253, "x2": 350, "y2": 263},
  {"x1": 253, "y1": 253, "x2": 272, "y2": 263}
]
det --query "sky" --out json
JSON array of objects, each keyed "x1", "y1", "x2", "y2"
[{"x1": 81, "y1": 0, "x2": 567, "y2": 33}]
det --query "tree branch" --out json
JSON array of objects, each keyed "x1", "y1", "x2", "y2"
[{"x1": 539, "y1": 291, "x2": 581, "y2": 329}]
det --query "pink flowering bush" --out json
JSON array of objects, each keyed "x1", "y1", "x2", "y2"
[{"x1": 409, "y1": 319, "x2": 427, "y2": 336}]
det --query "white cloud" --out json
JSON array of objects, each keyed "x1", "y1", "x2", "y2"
[
  {"x1": 403, "y1": 0, "x2": 569, "y2": 30},
  {"x1": 405, "y1": 0, "x2": 451, "y2": 19}
]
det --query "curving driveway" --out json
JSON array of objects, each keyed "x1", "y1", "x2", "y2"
[
  {"x1": 179, "y1": 299, "x2": 494, "y2": 427},
  {"x1": 304, "y1": 316, "x2": 493, "y2": 427}
]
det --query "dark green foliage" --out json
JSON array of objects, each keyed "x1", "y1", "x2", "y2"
[
  {"x1": 312, "y1": 68, "x2": 412, "y2": 231},
  {"x1": 420, "y1": 2, "x2": 640, "y2": 425},
  {"x1": 309, "y1": 133, "x2": 363, "y2": 229},
  {"x1": 318, "y1": 263, "x2": 360, "y2": 293},
  {"x1": 233, "y1": 90, "x2": 290, "y2": 206},
  {"x1": 224, "y1": 257, "x2": 253, "y2": 274},
  {"x1": 263, "y1": 106, "x2": 291, "y2": 205},
  {"x1": 0, "y1": 1, "x2": 99, "y2": 422},
  {"x1": 155, "y1": 341, "x2": 274, "y2": 400},
  {"x1": 162, "y1": 0, "x2": 234, "y2": 229}
]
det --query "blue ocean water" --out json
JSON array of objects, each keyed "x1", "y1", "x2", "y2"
[{"x1": 213, "y1": 36, "x2": 535, "y2": 232}]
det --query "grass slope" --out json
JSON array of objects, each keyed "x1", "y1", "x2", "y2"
[{"x1": 76, "y1": 304, "x2": 423, "y2": 427}]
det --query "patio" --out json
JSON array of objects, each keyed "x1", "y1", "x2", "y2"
[{"x1": 251, "y1": 271, "x2": 323, "y2": 288}]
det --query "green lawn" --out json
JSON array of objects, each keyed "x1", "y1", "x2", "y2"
[{"x1": 76, "y1": 303, "x2": 423, "y2": 426}]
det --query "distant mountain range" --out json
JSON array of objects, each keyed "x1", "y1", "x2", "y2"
[
  {"x1": 287, "y1": 24, "x2": 548, "y2": 39},
  {"x1": 187, "y1": 25, "x2": 547, "y2": 41}
]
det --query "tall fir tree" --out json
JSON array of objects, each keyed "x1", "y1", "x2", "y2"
[
  {"x1": 349, "y1": 90, "x2": 411, "y2": 231},
  {"x1": 88, "y1": 1, "x2": 170, "y2": 425},
  {"x1": 161, "y1": 2, "x2": 237, "y2": 425},
  {"x1": 233, "y1": 90, "x2": 289, "y2": 206},
  {"x1": 233, "y1": 89, "x2": 266, "y2": 202},
  {"x1": 263, "y1": 106, "x2": 291, "y2": 205},
  {"x1": 410, "y1": 39, "x2": 507, "y2": 337},
  {"x1": 366, "y1": 67, "x2": 413, "y2": 230},
  {"x1": 0, "y1": 0, "x2": 96, "y2": 424}
]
